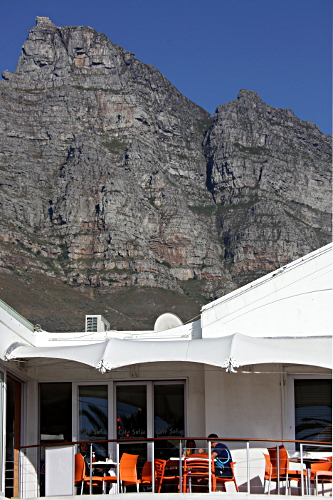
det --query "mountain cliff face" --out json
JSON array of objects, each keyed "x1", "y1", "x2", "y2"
[{"x1": 0, "y1": 17, "x2": 331, "y2": 329}]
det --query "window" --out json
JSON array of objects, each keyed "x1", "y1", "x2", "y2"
[
  {"x1": 79, "y1": 385, "x2": 108, "y2": 459},
  {"x1": 295, "y1": 379, "x2": 332, "y2": 447},
  {"x1": 115, "y1": 382, "x2": 185, "y2": 460},
  {"x1": 40, "y1": 383, "x2": 72, "y2": 444},
  {"x1": 154, "y1": 384, "x2": 184, "y2": 438}
]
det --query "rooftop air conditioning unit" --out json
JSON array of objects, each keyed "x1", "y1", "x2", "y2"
[{"x1": 85, "y1": 315, "x2": 110, "y2": 333}]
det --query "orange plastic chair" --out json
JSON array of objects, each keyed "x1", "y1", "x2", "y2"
[
  {"x1": 267, "y1": 445, "x2": 307, "y2": 495},
  {"x1": 138, "y1": 459, "x2": 167, "y2": 492},
  {"x1": 74, "y1": 453, "x2": 104, "y2": 494},
  {"x1": 139, "y1": 460, "x2": 152, "y2": 487},
  {"x1": 214, "y1": 461, "x2": 239, "y2": 492},
  {"x1": 163, "y1": 460, "x2": 181, "y2": 492},
  {"x1": 182, "y1": 456, "x2": 215, "y2": 493},
  {"x1": 153, "y1": 459, "x2": 167, "y2": 493},
  {"x1": 119, "y1": 452, "x2": 139, "y2": 492},
  {"x1": 263, "y1": 453, "x2": 273, "y2": 493},
  {"x1": 100, "y1": 471, "x2": 118, "y2": 494},
  {"x1": 310, "y1": 457, "x2": 332, "y2": 495}
]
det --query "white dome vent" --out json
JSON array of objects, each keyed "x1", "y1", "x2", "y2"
[{"x1": 154, "y1": 313, "x2": 183, "y2": 332}]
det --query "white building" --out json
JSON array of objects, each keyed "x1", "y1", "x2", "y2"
[{"x1": 0, "y1": 243, "x2": 331, "y2": 497}]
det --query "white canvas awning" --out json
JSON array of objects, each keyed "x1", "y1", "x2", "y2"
[{"x1": 5, "y1": 332, "x2": 331, "y2": 372}]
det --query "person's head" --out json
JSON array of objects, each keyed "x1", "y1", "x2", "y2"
[
  {"x1": 207, "y1": 433, "x2": 218, "y2": 448},
  {"x1": 79, "y1": 442, "x2": 89, "y2": 453},
  {"x1": 186, "y1": 439, "x2": 196, "y2": 450}
]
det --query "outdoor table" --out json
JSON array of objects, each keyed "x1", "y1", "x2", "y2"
[
  {"x1": 289, "y1": 456, "x2": 330, "y2": 495},
  {"x1": 89, "y1": 460, "x2": 117, "y2": 494}
]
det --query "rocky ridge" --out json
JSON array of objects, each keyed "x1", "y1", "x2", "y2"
[{"x1": 0, "y1": 17, "x2": 331, "y2": 328}]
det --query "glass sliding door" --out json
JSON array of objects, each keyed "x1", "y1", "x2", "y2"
[
  {"x1": 295, "y1": 379, "x2": 332, "y2": 450},
  {"x1": 115, "y1": 382, "x2": 185, "y2": 462},
  {"x1": 79, "y1": 385, "x2": 108, "y2": 459},
  {"x1": 154, "y1": 383, "x2": 185, "y2": 459},
  {"x1": 116, "y1": 385, "x2": 147, "y2": 466}
]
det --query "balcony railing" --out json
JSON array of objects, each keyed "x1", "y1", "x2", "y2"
[{"x1": 17, "y1": 437, "x2": 332, "y2": 497}]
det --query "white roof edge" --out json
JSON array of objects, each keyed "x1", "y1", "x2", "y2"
[
  {"x1": 36, "y1": 320, "x2": 199, "y2": 342},
  {"x1": 0, "y1": 297, "x2": 35, "y2": 332},
  {"x1": 201, "y1": 243, "x2": 333, "y2": 312}
]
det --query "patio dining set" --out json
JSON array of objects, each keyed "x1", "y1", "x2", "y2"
[{"x1": 75, "y1": 446, "x2": 332, "y2": 495}]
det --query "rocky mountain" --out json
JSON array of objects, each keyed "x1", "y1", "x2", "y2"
[{"x1": 0, "y1": 17, "x2": 331, "y2": 331}]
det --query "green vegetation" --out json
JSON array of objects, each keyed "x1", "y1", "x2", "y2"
[
  {"x1": 216, "y1": 196, "x2": 259, "y2": 214},
  {"x1": 177, "y1": 153, "x2": 189, "y2": 160},
  {"x1": 179, "y1": 278, "x2": 211, "y2": 303},
  {"x1": 189, "y1": 205, "x2": 216, "y2": 216},
  {"x1": 233, "y1": 142, "x2": 268, "y2": 155},
  {"x1": 102, "y1": 139, "x2": 127, "y2": 153},
  {"x1": 0, "y1": 272, "x2": 202, "y2": 332},
  {"x1": 57, "y1": 243, "x2": 69, "y2": 261},
  {"x1": 196, "y1": 116, "x2": 214, "y2": 136}
]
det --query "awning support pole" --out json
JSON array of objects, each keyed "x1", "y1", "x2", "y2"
[
  {"x1": 247, "y1": 441, "x2": 250, "y2": 493},
  {"x1": 208, "y1": 441, "x2": 212, "y2": 493},
  {"x1": 179, "y1": 440, "x2": 182, "y2": 492},
  {"x1": 277, "y1": 444, "x2": 280, "y2": 495},
  {"x1": 300, "y1": 443, "x2": 304, "y2": 497},
  {"x1": 89, "y1": 443, "x2": 92, "y2": 495},
  {"x1": 151, "y1": 441, "x2": 155, "y2": 493},
  {"x1": 116, "y1": 442, "x2": 120, "y2": 494}
]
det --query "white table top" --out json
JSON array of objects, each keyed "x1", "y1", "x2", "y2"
[{"x1": 90, "y1": 460, "x2": 117, "y2": 466}]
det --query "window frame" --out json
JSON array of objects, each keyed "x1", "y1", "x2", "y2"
[
  {"x1": 72, "y1": 378, "x2": 187, "y2": 459},
  {"x1": 114, "y1": 380, "x2": 186, "y2": 461},
  {"x1": 286, "y1": 373, "x2": 332, "y2": 451}
]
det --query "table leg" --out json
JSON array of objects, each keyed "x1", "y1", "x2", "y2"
[{"x1": 307, "y1": 468, "x2": 311, "y2": 495}]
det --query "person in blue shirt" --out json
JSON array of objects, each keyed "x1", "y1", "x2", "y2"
[{"x1": 208, "y1": 433, "x2": 233, "y2": 479}]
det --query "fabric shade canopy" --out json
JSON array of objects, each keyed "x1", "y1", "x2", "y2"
[{"x1": 5, "y1": 332, "x2": 331, "y2": 372}]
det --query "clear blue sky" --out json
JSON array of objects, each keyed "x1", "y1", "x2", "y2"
[{"x1": 1, "y1": 0, "x2": 332, "y2": 134}]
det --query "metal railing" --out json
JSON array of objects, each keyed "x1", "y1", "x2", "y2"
[{"x1": 18, "y1": 436, "x2": 332, "y2": 497}]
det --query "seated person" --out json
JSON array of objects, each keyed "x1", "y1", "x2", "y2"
[
  {"x1": 208, "y1": 433, "x2": 233, "y2": 479},
  {"x1": 79, "y1": 442, "x2": 89, "y2": 464},
  {"x1": 79, "y1": 442, "x2": 104, "y2": 476},
  {"x1": 185, "y1": 439, "x2": 197, "y2": 456}
]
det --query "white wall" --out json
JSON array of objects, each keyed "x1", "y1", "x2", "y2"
[
  {"x1": 201, "y1": 244, "x2": 332, "y2": 338},
  {"x1": 203, "y1": 363, "x2": 284, "y2": 492}
]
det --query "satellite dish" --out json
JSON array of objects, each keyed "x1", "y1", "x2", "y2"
[{"x1": 154, "y1": 313, "x2": 183, "y2": 332}]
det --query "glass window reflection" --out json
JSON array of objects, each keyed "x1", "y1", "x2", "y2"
[
  {"x1": 295, "y1": 379, "x2": 332, "y2": 450},
  {"x1": 79, "y1": 385, "x2": 108, "y2": 458},
  {"x1": 154, "y1": 384, "x2": 184, "y2": 438},
  {"x1": 116, "y1": 385, "x2": 147, "y2": 439}
]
